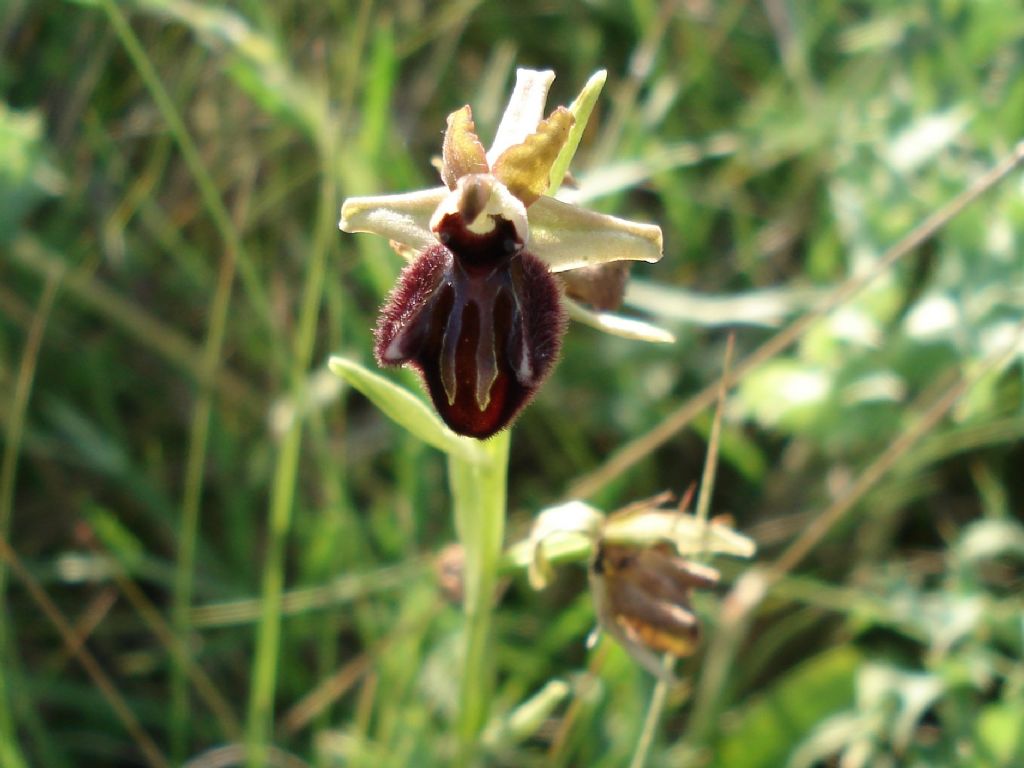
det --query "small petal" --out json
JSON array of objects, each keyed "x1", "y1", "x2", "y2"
[
  {"x1": 564, "y1": 297, "x2": 676, "y2": 344},
  {"x1": 339, "y1": 187, "x2": 447, "y2": 250},
  {"x1": 491, "y1": 107, "x2": 574, "y2": 207},
  {"x1": 487, "y1": 69, "x2": 555, "y2": 165},
  {"x1": 548, "y1": 69, "x2": 607, "y2": 195},
  {"x1": 603, "y1": 510, "x2": 757, "y2": 560},
  {"x1": 524, "y1": 501, "x2": 605, "y2": 589},
  {"x1": 442, "y1": 106, "x2": 489, "y2": 188},
  {"x1": 561, "y1": 260, "x2": 630, "y2": 311},
  {"x1": 527, "y1": 195, "x2": 663, "y2": 271}
]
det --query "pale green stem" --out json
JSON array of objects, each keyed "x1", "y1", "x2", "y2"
[
  {"x1": 630, "y1": 336, "x2": 734, "y2": 768},
  {"x1": 448, "y1": 429, "x2": 510, "y2": 764}
]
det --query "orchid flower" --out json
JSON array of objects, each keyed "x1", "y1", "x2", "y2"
[
  {"x1": 509, "y1": 491, "x2": 757, "y2": 680},
  {"x1": 340, "y1": 69, "x2": 671, "y2": 438}
]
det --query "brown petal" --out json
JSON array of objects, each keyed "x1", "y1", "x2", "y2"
[
  {"x1": 442, "y1": 106, "x2": 489, "y2": 189},
  {"x1": 560, "y1": 261, "x2": 632, "y2": 311},
  {"x1": 590, "y1": 542, "x2": 718, "y2": 660},
  {"x1": 491, "y1": 107, "x2": 574, "y2": 207}
]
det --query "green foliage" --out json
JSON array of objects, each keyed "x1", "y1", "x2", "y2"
[
  {"x1": 0, "y1": 105, "x2": 61, "y2": 241},
  {"x1": 716, "y1": 646, "x2": 861, "y2": 768},
  {"x1": 1, "y1": 0, "x2": 1022, "y2": 767}
]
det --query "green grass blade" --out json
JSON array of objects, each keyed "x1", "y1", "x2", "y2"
[
  {"x1": 98, "y1": 0, "x2": 281, "y2": 362},
  {"x1": 245, "y1": 147, "x2": 337, "y2": 766}
]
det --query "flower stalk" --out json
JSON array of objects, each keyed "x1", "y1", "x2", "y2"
[
  {"x1": 336, "y1": 66, "x2": 675, "y2": 761},
  {"x1": 448, "y1": 429, "x2": 510, "y2": 760}
]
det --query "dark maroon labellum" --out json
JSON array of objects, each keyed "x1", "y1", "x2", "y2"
[{"x1": 374, "y1": 213, "x2": 567, "y2": 439}]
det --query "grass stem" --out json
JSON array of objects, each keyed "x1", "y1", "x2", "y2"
[{"x1": 245, "y1": 127, "x2": 336, "y2": 766}]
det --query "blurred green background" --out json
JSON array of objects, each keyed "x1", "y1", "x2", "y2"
[{"x1": 2, "y1": 0, "x2": 1023, "y2": 766}]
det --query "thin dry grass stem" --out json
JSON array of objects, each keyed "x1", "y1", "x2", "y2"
[
  {"x1": 0, "y1": 268, "x2": 60, "y2": 764},
  {"x1": 274, "y1": 582, "x2": 441, "y2": 739},
  {"x1": 189, "y1": 560, "x2": 425, "y2": 628},
  {"x1": 0, "y1": 283, "x2": 34, "y2": 333},
  {"x1": 676, "y1": 483, "x2": 697, "y2": 516},
  {"x1": 182, "y1": 744, "x2": 310, "y2": 768},
  {"x1": 249, "y1": 118, "x2": 337, "y2": 764},
  {"x1": 173, "y1": 162, "x2": 250, "y2": 754},
  {"x1": 0, "y1": 532, "x2": 169, "y2": 768},
  {"x1": 174, "y1": 242, "x2": 240, "y2": 754},
  {"x1": 98, "y1": 0, "x2": 279, "y2": 357},
  {"x1": 81, "y1": 531, "x2": 243, "y2": 740},
  {"x1": 0, "y1": 271, "x2": 58, "y2": 566},
  {"x1": 694, "y1": 332, "x2": 735, "y2": 532},
  {"x1": 53, "y1": 587, "x2": 119, "y2": 672},
  {"x1": 278, "y1": 654, "x2": 371, "y2": 737},
  {"x1": 591, "y1": 0, "x2": 679, "y2": 167},
  {"x1": 353, "y1": 667, "x2": 378, "y2": 742},
  {"x1": 630, "y1": 335, "x2": 736, "y2": 768},
  {"x1": 568, "y1": 140, "x2": 1024, "y2": 500},
  {"x1": 768, "y1": 327, "x2": 1024, "y2": 581}
]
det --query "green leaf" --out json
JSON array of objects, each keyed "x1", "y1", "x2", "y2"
[
  {"x1": 0, "y1": 103, "x2": 62, "y2": 240},
  {"x1": 328, "y1": 356, "x2": 485, "y2": 463},
  {"x1": 977, "y1": 702, "x2": 1024, "y2": 767},
  {"x1": 714, "y1": 646, "x2": 860, "y2": 768},
  {"x1": 734, "y1": 359, "x2": 831, "y2": 432},
  {"x1": 483, "y1": 679, "x2": 571, "y2": 751},
  {"x1": 87, "y1": 506, "x2": 146, "y2": 572}
]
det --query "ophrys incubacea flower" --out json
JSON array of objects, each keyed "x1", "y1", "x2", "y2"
[{"x1": 340, "y1": 69, "x2": 670, "y2": 438}]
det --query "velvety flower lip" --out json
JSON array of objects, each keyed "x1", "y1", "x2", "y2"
[{"x1": 338, "y1": 69, "x2": 674, "y2": 437}]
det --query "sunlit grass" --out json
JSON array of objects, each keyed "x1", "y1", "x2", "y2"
[{"x1": 1, "y1": 1, "x2": 1023, "y2": 766}]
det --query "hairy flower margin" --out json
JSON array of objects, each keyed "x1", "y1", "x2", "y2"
[{"x1": 340, "y1": 68, "x2": 674, "y2": 438}]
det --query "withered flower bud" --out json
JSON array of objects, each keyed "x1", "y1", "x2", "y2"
[
  {"x1": 589, "y1": 541, "x2": 719, "y2": 673},
  {"x1": 561, "y1": 261, "x2": 632, "y2": 312},
  {"x1": 435, "y1": 543, "x2": 466, "y2": 605}
]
